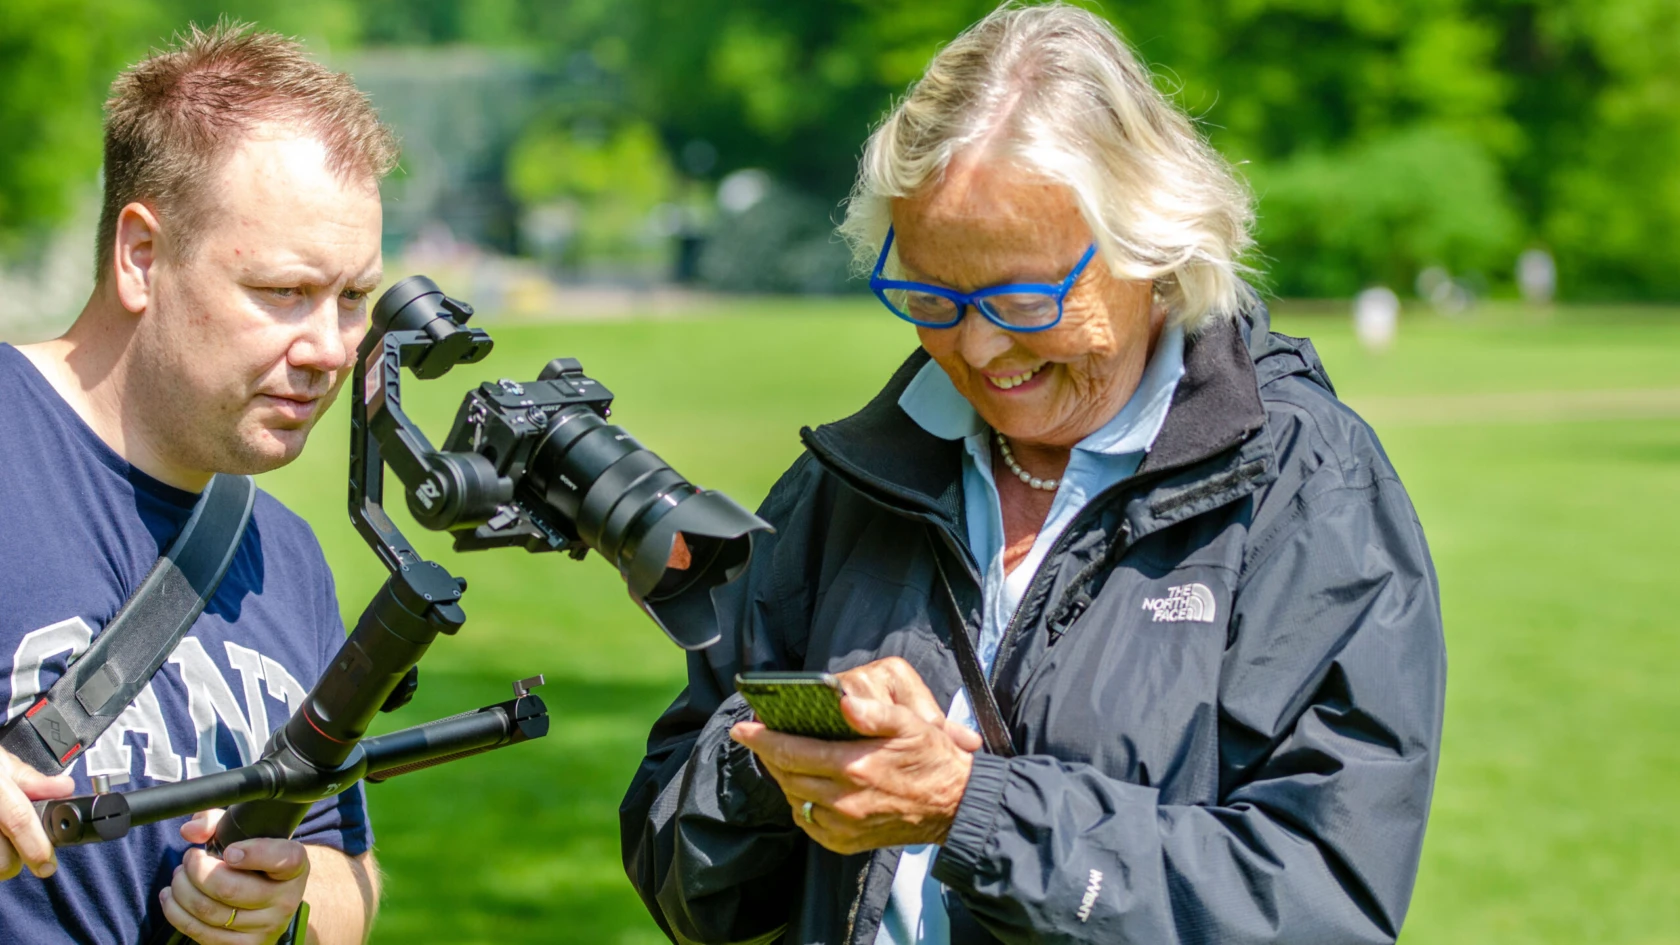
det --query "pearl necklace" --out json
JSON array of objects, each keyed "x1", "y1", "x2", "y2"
[{"x1": 995, "y1": 431, "x2": 1059, "y2": 491}]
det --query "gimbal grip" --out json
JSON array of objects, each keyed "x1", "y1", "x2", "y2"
[
  {"x1": 149, "y1": 803, "x2": 310, "y2": 945},
  {"x1": 200, "y1": 798, "x2": 312, "y2": 858}
]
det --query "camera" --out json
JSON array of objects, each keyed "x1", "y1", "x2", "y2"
[{"x1": 357, "y1": 275, "x2": 770, "y2": 647}]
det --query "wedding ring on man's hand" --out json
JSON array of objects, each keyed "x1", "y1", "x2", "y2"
[
  {"x1": 222, "y1": 906, "x2": 239, "y2": 929},
  {"x1": 801, "y1": 800, "x2": 815, "y2": 825}
]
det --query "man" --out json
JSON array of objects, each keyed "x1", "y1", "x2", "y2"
[{"x1": 0, "y1": 23, "x2": 395, "y2": 944}]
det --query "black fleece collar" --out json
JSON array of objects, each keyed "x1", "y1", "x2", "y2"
[
  {"x1": 1137, "y1": 311, "x2": 1267, "y2": 476},
  {"x1": 800, "y1": 349, "x2": 964, "y2": 526},
  {"x1": 800, "y1": 311, "x2": 1272, "y2": 528}
]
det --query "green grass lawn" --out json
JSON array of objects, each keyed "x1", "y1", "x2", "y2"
[{"x1": 254, "y1": 298, "x2": 1680, "y2": 944}]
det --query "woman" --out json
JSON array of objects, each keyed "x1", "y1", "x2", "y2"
[{"x1": 622, "y1": 5, "x2": 1445, "y2": 944}]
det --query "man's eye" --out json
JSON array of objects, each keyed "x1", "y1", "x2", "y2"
[
  {"x1": 341, "y1": 289, "x2": 367, "y2": 303},
  {"x1": 269, "y1": 286, "x2": 299, "y2": 299}
]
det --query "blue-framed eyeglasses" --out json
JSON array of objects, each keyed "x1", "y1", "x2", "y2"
[{"x1": 868, "y1": 226, "x2": 1099, "y2": 332}]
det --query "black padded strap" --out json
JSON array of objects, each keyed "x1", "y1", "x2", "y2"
[
  {"x1": 927, "y1": 534, "x2": 1016, "y2": 758},
  {"x1": 0, "y1": 474, "x2": 256, "y2": 774}
]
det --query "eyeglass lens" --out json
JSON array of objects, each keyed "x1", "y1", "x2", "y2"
[
  {"x1": 883, "y1": 287, "x2": 1061, "y2": 329},
  {"x1": 977, "y1": 293, "x2": 1060, "y2": 328},
  {"x1": 884, "y1": 288, "x2": 960, "y2": 324}
]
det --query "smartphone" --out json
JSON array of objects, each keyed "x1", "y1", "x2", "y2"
[{"x1": 734, "y1": 671, "x2": 862, "y2": 740}]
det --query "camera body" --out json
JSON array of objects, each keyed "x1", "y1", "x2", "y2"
[{"x1": 434, "y1": 359, "x2": 614, "y2": 555}]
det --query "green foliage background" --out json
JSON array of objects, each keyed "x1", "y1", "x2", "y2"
[{"x1": 2, "y1": 0, "x2": 1677, "y2": 293}]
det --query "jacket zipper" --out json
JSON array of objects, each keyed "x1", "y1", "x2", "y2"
[
  {"x1": 843, "y1": 857, "x2": 870, "y2": 945},
  {"x1": 984, "y1": 450, "x2": 1265, "y2": 686},
  {"x1": 979, "y1": 462, "x2": 1205, "y2": 687},
  {"x1": 799, "y1": 450, "x2": 983, "y2": 578},
  {"x1": 991, "y1": 458, "x2": 1267, "y2": 703}
]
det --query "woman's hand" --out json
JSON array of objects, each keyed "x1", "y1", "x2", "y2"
[{"x1": 731, "y1": 657, "x2": 982, "y2": 855}]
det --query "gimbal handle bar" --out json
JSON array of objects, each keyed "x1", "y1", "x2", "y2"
[
  {"x1": 39, "y1": 683, "x2": 549, "y2": 847},
  {"x1": 130, "y1": 553, "x2": 513, "y2": 945}
]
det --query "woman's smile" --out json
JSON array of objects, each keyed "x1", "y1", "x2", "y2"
[{"x1": 982, "y1": 362, "x2": 1049, "y2": 392}]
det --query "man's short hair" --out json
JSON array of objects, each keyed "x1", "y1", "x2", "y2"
[{"x1": 95, "y1": 21, "x2": 399, "y2": 280}]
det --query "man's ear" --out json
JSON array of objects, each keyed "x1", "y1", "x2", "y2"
[{"x1": 113, "y1": 202, "x2": 164, "y2": 315}]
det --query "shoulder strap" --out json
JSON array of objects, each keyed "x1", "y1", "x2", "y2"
[
  {"x1": 926, "y1": 534, "x2": 1016, "y2": 758},
  {"x1": 0, "y1": 474, "x2": 256, "y2": 774}
]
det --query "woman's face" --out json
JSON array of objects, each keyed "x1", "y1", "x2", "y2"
[{"x1": 893, "y1": 157, "x2": 1164, "y2": 450}]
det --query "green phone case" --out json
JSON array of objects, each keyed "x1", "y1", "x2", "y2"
[{"x1": 735, "y1": 673, "x2": 862, "y2": 740}]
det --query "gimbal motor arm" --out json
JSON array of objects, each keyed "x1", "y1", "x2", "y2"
[{"x1": 350, "y1": 276, "x2": 498, "y2": 573}]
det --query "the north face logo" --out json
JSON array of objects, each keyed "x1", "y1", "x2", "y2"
[{"x1": 1141, "y1": 583, "x2": 1217, "y2": 623}]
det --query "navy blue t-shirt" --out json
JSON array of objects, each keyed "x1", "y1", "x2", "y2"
[{"x1": 0, "y1": 344, "x2": 371, "y2": 943}]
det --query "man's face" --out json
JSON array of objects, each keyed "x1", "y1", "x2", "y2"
[{"x1": 130, "y1": 129, "x2": 382, "y2": 477}]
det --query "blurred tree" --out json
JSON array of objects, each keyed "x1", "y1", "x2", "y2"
[
  {"x1": 623, "y1": 0, "x2": 999, "y2": 201},
  {"x1": 621, "y1": 0, "x2": 1680, "y2": 300},
  {"x1": 0, "y1": 0, "x2": 153, "y2": 251},
  {"x1": 507, "y1": 119, "x2": 678, "y2": 266},
  {"x1": 698, "y1": 180, "x2": 855, "y2": 294},
  {"x1": 1490, "y1": 0, "x2": 1680, "y2": 299},
  {"x1": 2, "y1": 0, "x2": 1677, "y2": 299},
  {"x1": 0, "y1": 0, "x2": 359, "y2": 252},
  {"x1": 168, "y1": 0, "x2": 360, "y2": 46},
  {"x1": 1108, "y1": 0, "x2": 1526, "y2": 296},
  {"x1": 1249, "y1": 126, "x2": 1522, "y2": 296},
  {"x1": 351, "y1": 0, "x2": 625, "y2": 52}
]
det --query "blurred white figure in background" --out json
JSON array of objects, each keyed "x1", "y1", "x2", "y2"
[
  {"x1": 1355, "y1": 286, "x2": 1400, "y2": 351},
  {"x1": 1415, "y1": 265, "x2": 1471, "y2": 316},
  {"x1": 1415, "y1": 266, "x2": 1449, "y2": 302},
  {"x1": 717, "y1": 169, "x2": 772, "y2": 215},
  {"x1": 1517, "y1": 248, "x2": 1557, "y2": 306}
]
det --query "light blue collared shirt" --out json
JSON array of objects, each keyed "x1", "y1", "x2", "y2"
[{"x1": 874, "y1": 326, "x2": 1185, "y2": 945}]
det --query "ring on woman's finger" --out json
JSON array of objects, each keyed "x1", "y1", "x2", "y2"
[
  {"x1": 801, "y1": 800, "x2": 815, "y2": 825},
  {"x1": 221, "y1": 906, "x2": 239, "y2": 929}
]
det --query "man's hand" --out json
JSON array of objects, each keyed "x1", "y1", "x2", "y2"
[
  {"x1": 0, "y1": 746, "x2": 73, "y2": 881},
  {"x1": 731, "y1": 657, "x2": 982, "y2": 856},
  {"x1": 160, "y1": 809, "x2": 310, "y2": 945}
]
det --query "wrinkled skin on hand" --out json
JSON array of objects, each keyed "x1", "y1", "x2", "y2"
[{"x1": 732, "y1": 657, "x2": 982, "y2": 855}]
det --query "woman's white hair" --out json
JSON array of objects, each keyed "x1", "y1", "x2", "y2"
[{"x1": 839, "y1": 2, "x2": 1256, "y2": 331}]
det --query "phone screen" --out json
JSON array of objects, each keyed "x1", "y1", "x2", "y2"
[{"x1": 734, "y1": 672, "x2": 862, "y2": 740}]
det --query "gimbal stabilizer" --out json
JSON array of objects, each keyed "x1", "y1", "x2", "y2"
[{"x1": 37, "y1": 276, "x2": 768, "y2": 944}]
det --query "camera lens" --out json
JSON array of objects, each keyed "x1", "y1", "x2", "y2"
[{"x1": 524, "y1": 406, "x2": 768, "y2": 646}]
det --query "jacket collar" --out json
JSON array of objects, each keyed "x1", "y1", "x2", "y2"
[
  {"x1": 1136, "y1": 310, "x2": 1265, "y2": 476},
  {"x1": 801, "y1": 349, "x2": 967, "y2": 527},
  {"x1": 800, "y1": 303, "x2": 1280, "y2": 533}
]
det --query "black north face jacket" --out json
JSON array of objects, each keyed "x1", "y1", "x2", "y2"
[{"x1": 622, "y1": 304, "x2": 1446, "y2": 945}]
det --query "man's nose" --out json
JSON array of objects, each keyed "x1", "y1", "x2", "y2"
[
  {"x1": 288, "y1": 294, "x2": 348, "y2": 375},
  {"x1": 956, "y1": 307, "x2": 1013, "y2": 368}
]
